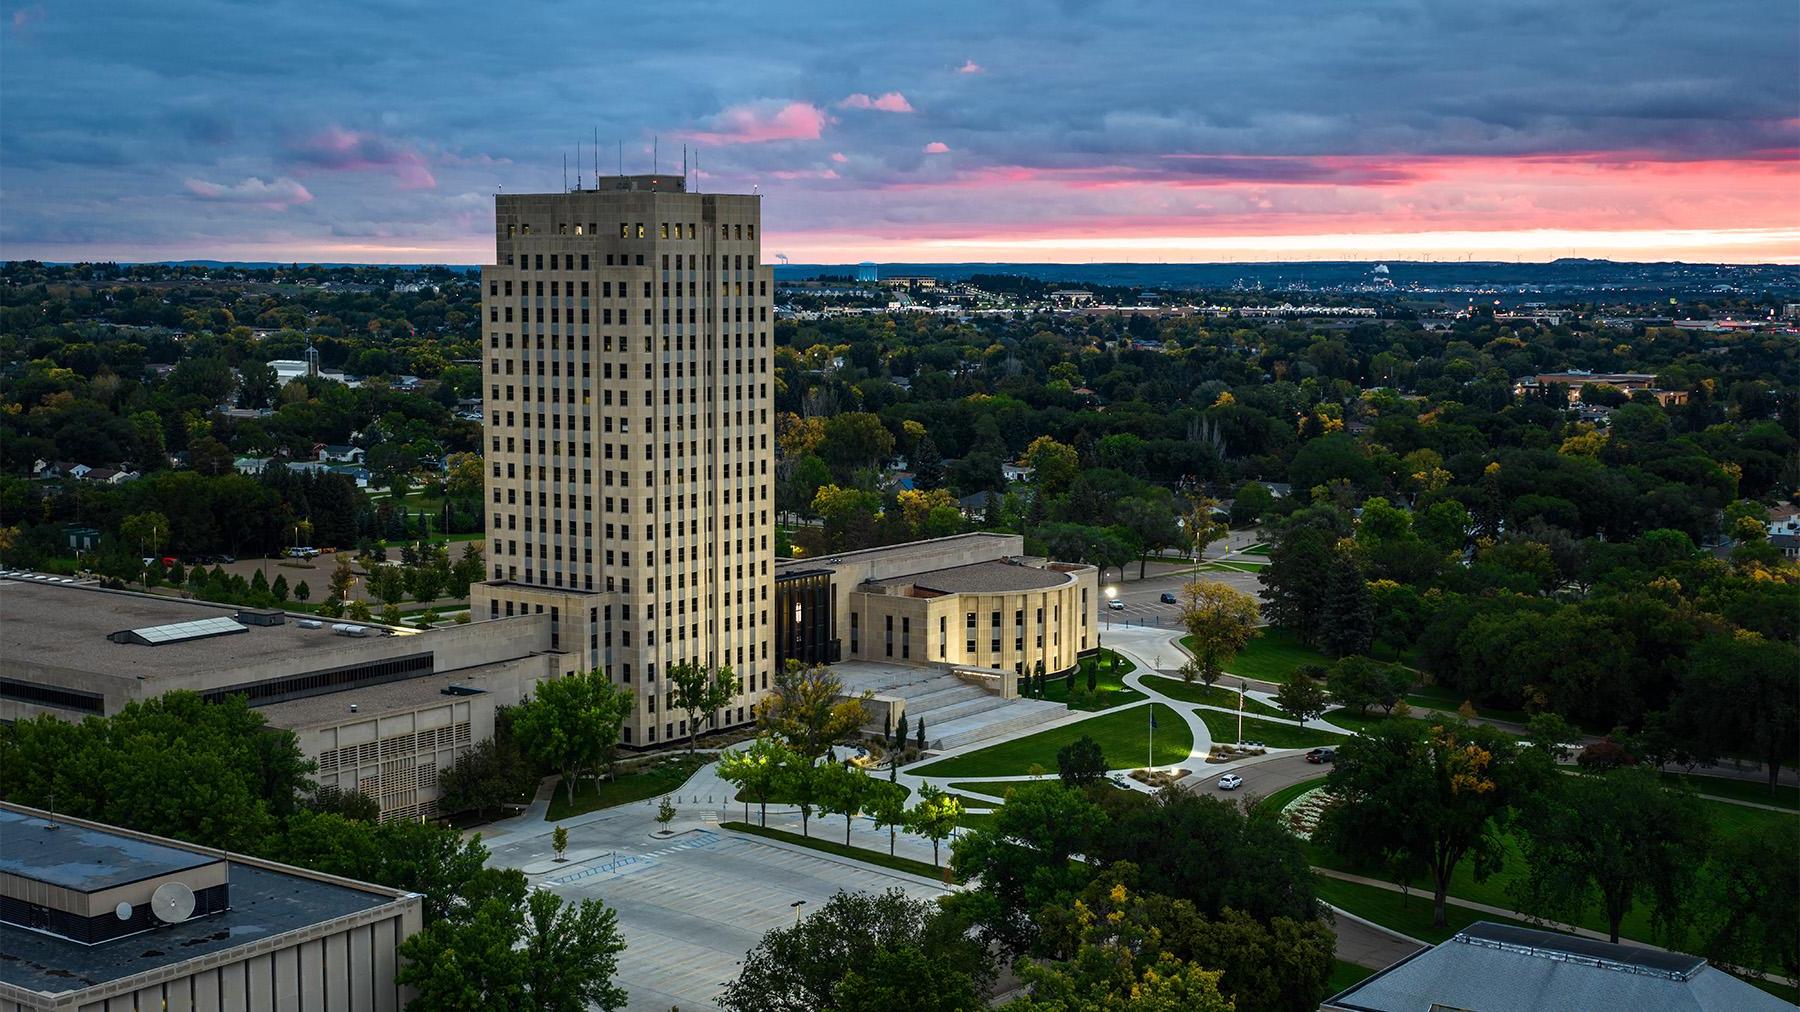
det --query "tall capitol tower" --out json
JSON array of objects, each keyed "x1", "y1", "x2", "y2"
[{"x1": 471, "y1": 173, "x2": 775, "y2": 748}]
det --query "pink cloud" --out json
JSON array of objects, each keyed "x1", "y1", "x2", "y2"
[
  {"x1": 287, "y1": 127, "x2": 436, "y2": 189},
  {"x1": 830, "y1": 151, "x2": 849, "y2": 163},
  {"x1": 683, "y1": 101, "x2": 828, "y2": 145},
  {"x1": 923, "y1": 141, "x2": 951, "y2": 154},
  {"x1": 957, "y1": 59, "x2": 983, "y2": 74},
  {"x1": 184, "y1": 175, "x2": 314, "y2": 209},
  {"x1": 838, "y1": 92, "x2": 914, "y2": 113}
]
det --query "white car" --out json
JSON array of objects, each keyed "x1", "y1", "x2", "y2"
[
  {"x1": 1217, "y1": 774, "x2": 1244, "y2": 791},
  {"x1": 1107, "y1": 599, "x2": 1126, "y2": 611}
]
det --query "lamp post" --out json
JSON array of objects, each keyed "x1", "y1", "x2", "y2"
[
  {"x1": 1237, "y1": 679, "x2": 1246, "y2": 745},
  {"x1": 790, "y1": 899, "x2": 807, "y2": 927}
]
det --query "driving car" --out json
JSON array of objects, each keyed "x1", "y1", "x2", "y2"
[
  {"x1": 1107, "y1": 599, "x2": 1126, "y2": 611},
  {"x1": 1305, "y1": 747, "x2": 1336, "y2": 764},
  {"x1": 1159, "y1": 592, "x2": 1179, "y2": 604},
  {"x1": 1217, "y1": 773, "x2": 1244, "y2": 791}
]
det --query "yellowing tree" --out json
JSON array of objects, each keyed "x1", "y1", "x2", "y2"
[{"x1": 1179, "y1": 580, "x2": 1261, "y2": 686}]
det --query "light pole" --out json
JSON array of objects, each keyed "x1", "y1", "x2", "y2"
[
  {"x1": 1237, "y1": 679, "x2": 1246, "y2": 745},
  {"x1": 790, "y1": 899, "x2": 806, "y2": 927}
]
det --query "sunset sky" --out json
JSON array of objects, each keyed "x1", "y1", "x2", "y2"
[{"x1": 2, "y1": 1, "x2": 1795, "y2": 264}]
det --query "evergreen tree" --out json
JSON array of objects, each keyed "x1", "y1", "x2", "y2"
[
  {"x1": 1318, "y1": 544, "x2": 1374, "y2": 657},
  {"x1": 271, "y1": 573, "x2": 290, "y2": 602},
  {"x1": 915, "y1": 717, "x2": 926, "y2": 751},
  {"x1": 911, "y1": 433, "x2": 945, "y2": 490}
]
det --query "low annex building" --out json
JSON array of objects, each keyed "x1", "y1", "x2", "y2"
[
  {"x1": 0, "y1": 804, "x2": 421, "y2": 1012},
  {"x1": 0, "y1": 578, "x2": 563, "y2": 821},
  {"x1": 775, "y1": 533, "x2": 1099, "y2": 682},
  {"x1": 1324, "y1": 921, "x2": 1788, "y2": 1012}
]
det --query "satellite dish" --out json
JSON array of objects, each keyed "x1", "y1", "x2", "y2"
[
  {"x1": 150, "y1": 882, "x2": 195, "y2": 924},
  {"x1": 115, "y1": 901, "x2": 133, "y2": 921}
]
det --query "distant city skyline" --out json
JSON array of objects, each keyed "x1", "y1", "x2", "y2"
[{"x1": 1, "y1": 2, "x2": 1795, "y2": 265}]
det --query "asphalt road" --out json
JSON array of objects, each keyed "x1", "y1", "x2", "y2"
[{"x1": 1185, "y1": 751, "x2": 1330, "y2": 809}]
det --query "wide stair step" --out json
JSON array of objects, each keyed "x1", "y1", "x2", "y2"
[{"x1": 931, "y1": 700, "x2": 1070, "y2": 751}]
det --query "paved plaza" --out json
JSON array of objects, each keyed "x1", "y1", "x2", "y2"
[{"x1": 483, "y1": 797, "x2": 948, "y2": 1012}]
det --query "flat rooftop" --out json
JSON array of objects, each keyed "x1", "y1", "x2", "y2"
[
  {"x1": 0, "y1": 812, "x2": 400, "y2": 996},
  {"x1": 0, "y1": 809, "x2": 216, "y2": 892},
  {"x1": 0, "y1": 578, "x2": 407, "y2": 681},
  {"x1": 1325, "y1": 921, "x2": 1788, "y2": 1012},
  {"x1": 880, "y1": 559, "x2": 1071, "y2": 595},
  {"x1": 775, "y1": 532, "x2": 1020, "y2": 575},
  {"x1": 252, "y1": 664, "x2": 501, "y2": 729}
]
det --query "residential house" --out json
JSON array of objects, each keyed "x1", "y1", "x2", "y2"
[{"x1": 317, "y1": 443, "x2": 365, "y2": 464}]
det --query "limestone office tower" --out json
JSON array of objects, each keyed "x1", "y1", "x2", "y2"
[{"x1": 470, "y1": 174, "x2": 775, "y2": 748}]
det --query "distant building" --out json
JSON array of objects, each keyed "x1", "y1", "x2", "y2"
[
  {"x1": 1323, "y1": 921, "x2": 1788, "y2": 1012},
  {"x1": 1049, "y1": 289, "x2": 1095, "y2": 305},
  {"x1": 879, "y1": 275, "x2": 938, "y2": 289},
  {"x1": 1001, "y1": 463, "x2": 1036, "y2": 483},
  {"x1": 0, "y1": 578, "x2": 560, "y2": 821},
  {"x1": 855, "y1": 261, "x2": 879, "y2": 282},
  {"x1": 0, "y1": 803, "x2": 420, "y2": 1012},
  {"x1": 1513, "y1": 370, "x2": 1687, "y2": 406}
]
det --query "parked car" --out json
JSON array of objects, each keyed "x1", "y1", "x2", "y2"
[
  {"x1": 1217, "y1": 773, "x2": 1244, "y2": 791},
  {"x1": 1159, "y1": 592, "x2": 1179, "y2": 604},
  {"x1": 288, "y1": 546, "x2": 321, "y2": 558},
  {"x1": 1108, "y1": 774, "x2": 1134, "y2": 791},
  {"x1": 1107, "y1": 599, "x2": 1126, "y2": 611},
  {"x1": 1306, "y1": 747, "x2": 1336, "y2": 764}
]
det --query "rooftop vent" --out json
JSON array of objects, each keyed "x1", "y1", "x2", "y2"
[
  {"x1": 235, "y1": 608, "x2": 285, "y2": 627},
  {"x1": 330, "y1": 624, "x2": 369, "y2": 638}
]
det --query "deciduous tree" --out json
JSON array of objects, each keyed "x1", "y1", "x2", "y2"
[
  {"x1": 755, "y1": 660, "x2": 872, "y2": 758},
  {"x1": 667, "y1": 660, "x2": 735, "y2": 753},
  {"x1": 512, "y1": 671, "x2": 633, "y2": 805},
  {"x1": 1179, "y1": 580, "x2": 1261, "y2": 685}
]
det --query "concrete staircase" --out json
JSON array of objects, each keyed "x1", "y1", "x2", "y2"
[{"x1": 895, "y1": 674, "x2": 1068, "y2": 751}]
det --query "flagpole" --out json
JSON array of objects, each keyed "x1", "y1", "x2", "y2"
[{"x1": 1147, "y1": 704, "x2": 1154, "y2": 772}]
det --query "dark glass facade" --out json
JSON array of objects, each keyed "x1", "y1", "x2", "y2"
[{"x1": 775, "y1": 570, "x2": 837, "y2": 667}]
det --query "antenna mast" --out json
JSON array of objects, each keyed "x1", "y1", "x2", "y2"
[{"x1": 562, "y1": 152, "x2": 567, "y2": 192}]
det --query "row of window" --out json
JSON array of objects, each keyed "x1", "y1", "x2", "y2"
[
  {"x1": 489, "y1": 329, "x2": 769, "y2": 353},
  {"x1": 495, "y1": 555, "x2": 771, "y2": 592},
  {"x1": 490, "y1": 275, "x2": 767, "y2": 298},
  {"x1": 499, "y1": 247, "x2": 758, "y2": 269}
]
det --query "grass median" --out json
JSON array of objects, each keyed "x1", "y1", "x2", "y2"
[
  {"x1": 1196, "y1": 709, "x2": 1344, "y2": 749},
  {"x1": 722, "y1": 820, "x2": 956, "y2": 881},
  {"x1": 1144, "y1": 675, "x2": 1286, "y2": 717},
  {"x1": 1181, "y1": 626, "x2": 1329, "y2": 684}
]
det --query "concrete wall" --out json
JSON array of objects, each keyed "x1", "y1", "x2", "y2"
[{"x1": 842, "y1": 563, "x2": 1098, "y2": 678}]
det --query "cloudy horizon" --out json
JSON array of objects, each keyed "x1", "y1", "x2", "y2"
[{"x1": 3, "y1": 1, "x2": 1795, "y2": 265}]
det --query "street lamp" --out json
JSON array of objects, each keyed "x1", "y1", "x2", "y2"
[
  {"x1": 1237, "y1": 680, "x2": 1247, "y2": 745},
  {"x1": 790, "y1": 900, "x2": 807, "y2": 927}
]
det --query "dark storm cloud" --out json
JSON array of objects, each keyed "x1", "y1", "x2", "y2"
[{"x1": 0, "y1": 0, "x2": 1793, "y2": 256}]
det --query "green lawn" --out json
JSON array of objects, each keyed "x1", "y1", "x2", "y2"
[
  {"x1": 1182, "y1": 626, "x2": 1330, "y2": 684},
  {"x1": 1199, "y1": 559, "x2": 1269, "y2": 573},
  {"x1": 1044, "y1": 649, "x2": 1145, "y2": 711},
  {"x1": 1196, "y1": 709, "x2": 1344, "y2": 749},
  {"x1": 1255, "y1": 775, "x2": 1331, "y2": 816},
  {"x1": 545, "y1": 754, "x2": 709, "y2": 821},
  {"x1": 1662, "y1": 771, "x2": 1798, "y2": 810},
  {"x1": 722, "y1": 821, "x2": 955, "y2": 881},
  {"x1": 1311, "y1": 799, "x2": 1795, "y2": 954},
  {"x1": 1324, "y1": 960, "x2": 1379, "y2": 996},
  {"x1": 1314, "y1": 875, "x2": 1539, "y2": 945},
  {"x1": 946, "y1": 778, "x2": 1066, "y2": 802},
  {"x1": 912, "y1": 704, "x2": 1192, "y2": 779},
  {"x1": 1319, "y1": 874, "x2": 1800, "y2": 1002},
  {"x1": 1242, "y1": 543, "x2": 1271, "y2": 556},
  {"x1": 1143, "y1": 675, "x2": 1285, "y2": 717},
  {"x1": 1404, "y1": 685, "x2": 1529, "y2": 723},
  {"x1": 1321, "y1": 707, "x2": 1474, "y2": 739}
]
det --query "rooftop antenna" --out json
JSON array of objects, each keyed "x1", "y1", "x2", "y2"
[
  {"x1": 654, "y1": 135, "x2": 659, "y2": 175},
  {"x1": 562, "y1": 152, "x2": 567, "y2": 192},
  {"x1": 617, "y1": 139, "x2": 623, "y2": 179},
  {"x1": 593, "y1": 126, "x2": 599, "y2": 187},
  {"x1": 683, "y1": 144, "x2": 688, "y2": 187},
  {"x1": 576, "y1": 138, "x2": 582, "y2": 190},
  {"x1": 695, "y1": 149, "x2": 701, "y2": 193}
]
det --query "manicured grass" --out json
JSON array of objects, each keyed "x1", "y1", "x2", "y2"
[
  {"x1": 1311, "y1": 799, "x2": 1794, "y2": 954},
  {"x1": 1255, "y1": 775, "x2": 1331, "y2": 816},
  {"x1": 1241, "y1": 543, "x2": 1270, "y2": 556},
  {"x1": 1314, "y1": 875, "x2": 1538, "y2": 945},
  {"x1": 1662, "y1": 771, "x2": 1799, "y2": 810},
  {"x1": 946, "y1": 778, "x2": 1057, "y2": 801},
  {"x1": 1745, "y1": 976, "x2": 1800, "y2": 1004},
  {"x1": 1044, "y1": 649, "x2": 1145, "y2": 711},
  {"x1": 722, "y1": 821, "x2": 955, "y2": 881},
  {"x1": 1196, "y1": 709, "x2": 1345, "y2": 749},
  {"x1": 1182, "y1": 626, "x2": 1330, "y2": 684},
  {"x1": 1404, "y1": 685, "x2": 1529, "y2": 723},
  {"x1": 912, "y1": 703, "x2": 1192, "y2": 779},
  {"x1": 1321, "y1": 708, "x2": 1497, "y2": 739},
  {"x1": 1199, "y1": 560, "x2": 1268, "y2": 573},
  {"x1": 545, "y1": 754, "x2": 709, "y2": 821},
  {"x1": 1324, "y1": 960, "x2": 1379, "y2": 996},
  {"x1": 1143, "y1": 675, "x2": 1285, "y2": 717}
]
